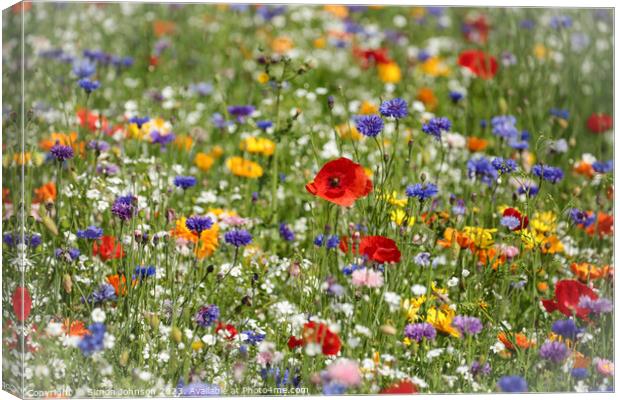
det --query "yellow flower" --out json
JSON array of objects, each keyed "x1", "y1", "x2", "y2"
[
  {"x1": 420, "y1": 57, "x2": 451, "y2": 77},
  {"x1": 196, "y1": 224, "x2": 219, "y2": 258},
  {"x1": 239, "y1": 137, "x2": 276, "y2": 156},
  {"x1": 210, "y1": 145, "x2": 224, "y2": 158},
  {"x1": 359, "y1": 100, "x2": 378, "y2": 115},
  {"x1": 129, "y1": 117, "x2": 171, "y2": 140},
  {"x1": 390, "y1": 208, "x2": 415, "y2": 227},
  {"x1": 174, "y1": 134, "x2": 193, "y2": 151},
  {"x1": 534, "y1": 44, "x2": 548, "y2": 60},
  {"x1": 271, "y1": 36, "x2": 294, "y2": 54},
  {"x1": 426, "y1": 305, "x2": 460, "y2": 337},
  {"x1": 531, "y1": 211, "x2": 557, "y2": 234},
  {"x1": 379, "y1": 191, "x2": 408, "y2": 208},
  {"x1": 257, "y1": 72, "x2": 270, "y2": 84},
  {"x1": 377, "y1": 62, "x2": 402, "y2": 84},
  {"x1": 520, "y1": 229, "x2": 544, "y2": 250},
  {"x1": 463, "y1": 226, "x2": 497, "y2": 249},
  {"x1": 191, "y1": 340, "x2": 204, "y2": 351},
  {"x1": 541, "y1": 235, "x2": 564, "y2": 254},
  {"x1": 324, "y1": 5, "x2": 348, "y2": 18},
  {"x1": 336, "y1": 124, "x2": 362, "y2": 141},
  {"x1": 195, "y1": 152, "x2": 215, "y2": 172},
  {"x1": 313, "y1": 37, "x2": 326, "y2": 49},
  {"x1": 411, "y1": 7, "x2": 426, "y2": 19},
  {"x1": 226, "y1": 156, "x2": 263, "y2": 179}
]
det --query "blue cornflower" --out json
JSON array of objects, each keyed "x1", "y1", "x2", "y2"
[
  {"x1": 417, "y1": 49, "x2": 431, "y2": 62},
  {"x1": 467, "y1": 157, "x2": 498, "y2": 186},
  {"x1": 414, "y1": 252, "x2": 431, "y2": 267},
  {"x1": 568, "y1": 208, "x2": 595, "y2": 227},
  {"x1": 212, "y1": 112, "x2": 231, "y2": 129},
  {"x1": 452, "y1": 198, "x2": 466, "y2": 215},
  {"x1": 550, "y1": 15, "x2": 572, "y2": 29},
  {"x1": 578, "y1": 296, "x2": 613, "y2": 315},
  {"x1": 3, "y1": 233, "x2": 41, "y2": 248},
  {"x1": 195, "y1": 304, "x2": 220, "y2": 328},
  {"x1": 550, "y1": 108, "x2": 569, "y2": 120},
  {"x1": 77, "y1": 226, "x2": 103, "y2": 240},
  {"x1": 592, "y1": 160, "x2": 613, "y2": 174},
  {"x1": 449, "y1": 91, "x2": 464, "y2": 103},
  {"x1": 87, "y1": 140, "x2": 110, "y2": 152},
  {"x1": 224, "y1": 229, "x2": 253, "y2": 247},
  {"x1": 520, "y1": 19, "x2": 535, "y2": 29},
  {"x1": 342, "y1": 264, "x2": 362, "y2": 275},
  {"x1": 355, "y1": 114, "x2": 384, "y2": 137},
  {"x1": 128, "y1": 116, "x2": 150, "y2": 129},
  {"x1": 517, "y1": 184, "x2": 539, "y2": 197},
  {"x1": 50, "y1": 141, "x2": 74, "y2": 162},
  {"x1": 498, "y1": 376, "x2": 528, "y2": 392},
  {"x1": 404, "y1": 322, "x2": 436, "y2": 342},
  {"x1": 279, "y1": 223, "x2": 295, "y2": 242},
  {"x1": 379, "y1": 98, "x2": 408, "y2": 119},
  {"x1": 470, "y1": 361, "x2": 492, "y2": 377},
  {"x1": 189, "y1": 82, "x2": 213, "y2": 96},
  {"x1": 422, "y1": 117, "x2": 451, "y2": 140},
  {"x1": 85, "y1": 283, "x2": 117, "y2": 304},
  {"x1": 491, "y1": 115, "x2": 519, "y2": 140},
  {"x1": 150, "y1": 131, "x2": 175, "y2": 150},
  {"x1": 242, "y1": 330, "x2": 266, "y2": 346},
  {"x1": 78, "y1": 323, "x2": 106, "y2": 356},
  {"x1": 452, "y1": 315, "x2": 483, "y2": 336},
  {"x1": 111, "y1": 194, "x2": 136, "y2": 221},
  {"x1": 78, "y1": 78, "x2": 100, "y2": 94},
  {"x1": 326, "y1": 235, "x2": 340, "y2": 249},
  {"x1": 174, "y1": 176, "x2": 197, "y2": 190},
  {"x1": 55, "y1": 247, "x2": 81, "y2": 262},
  {"x1": 133, "y1": 266, "x2": 156, "y2": 280},
  {"x1": 72, "y1": 58, "x2": 96, "y2": 78},
  {"x1": 491, "y1": 157, "x2": 517, "y2": 174},
  {"x1": 406, "y1": 183, "x2": 439, "y2": 201},
  {"x1": 532, "y1": 164, "x2": 564, "y2": 184},
  {"x1": 185, "y1": 216, "x2": 213, "y2": 234},
  {"x1": 551, "y1": 319, "x2": 584, "y2": 340},
  {"x1": 227, "y1": 105, "x2": 255, "y2": 122},
  {"x1": 256, "y1": 120, "x2": 273, "y2": 131},
  {"x1": 313, "y1": 234, "x2": 324, "y2": 247},
  {"x1": 571, "y1": 368, "x2": 588, "y2": 380},
  {"x1": 500, "y1": 216, "x2": 521, "y2": 230}
]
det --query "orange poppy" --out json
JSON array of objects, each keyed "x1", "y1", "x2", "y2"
[
  {"x1": 573, "y1": 161, "x2": 594, "y2": 178},
  {"x1": 467, "y1": 137, "x2": 488, "y2": 152},
  {"x1": 417, "y1": 87, "x2": 437, "y2": 111},
  {"x1": 585, "y1": 212, "x2": 613, "y2": 237},
  {"x1": 153, "y1": 20, "x2": 176, "y2": 37},
  {"x1": 570, "y1": 262, "x2": 611, "y2": 282},
  {"x1": 106, "y1": 274, "x2": 128, "y2": 297},
  {"x1": 437, "y1": 228, "x2": 472, "y2": 249},
  {"x1": 34, "y1": 182, "x2": 57, "y2": 203},
  {"x1": 498, "y1": 332, "x2": 535, "y2": 351},
  {"x1": 62, "y1": 319, "x2": 89, "y2": 337}
]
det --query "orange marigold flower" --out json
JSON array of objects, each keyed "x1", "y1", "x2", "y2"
[
  {"x1": 467, "y1": 136, "x2": 488, "y2": 152},
  {"x1": 34, "y1": 182, "x2": 57, "y2": 203}
]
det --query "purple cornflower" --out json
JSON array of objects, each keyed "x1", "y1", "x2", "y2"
[
  {"x1": 227, "y1": 105, "x2": 255, "y2": 122},
  {"x1": 150, "y1": 130, "x2": 176, "y2": 150},
  {"x1": 189, "y1": 82, "x2": 213, "y2": 96},
  {"x1": 532, "y1": 164, "x2": 564, "y2": 184},
  {"x1": 128, "y1": 116, "x2": 150, "y2": 129},
  {"x1": 414, "y1": 252, "x2": 431, "y2": 267},
  {"x1": 491, "y1": 157, "x2": 517, "y2": 174},
  {"x1": 77, "y1": 225, "x2": 103, "y2": 240},
  {"x1": 404, "y1": 323, "x2": 436, "y2": 342},
  {"x1": 195, "y1": 304, "x2": 220, "y2": 328},
  {"x1": 578, "y1": 296, "x2": 613, "y2": 315},
  {"x1": 470, "y1": 361, "x2": 491, "y2": 377},
  {"x1": 185, "y1": 216, "x2": 214, "y2": 234},
  {"x1": 256, "y1": 120, "x2": 273, "y2": 131},
  {"x1": 551, "y1": 319, "x2": 584, "y2": 339},
  {"x1": 87, "y1": 140, "x2": 110, "y2": 152},
  {"x1": 212, "y1": 113, "x2": 232, "y2": 129},
  {"x1": 539, "y1": 340, "x2": 569, "y2": 363},
  {"x1": 406, "y1": 182, "x2": 438, "y2": 201},
  {"x1": 497, "y1": 376, "x2": 528, "y2": 392},
  {"x1": 174, "y1": 176, "x2": 197, "y2": 190},
  {"x1": 78, "y1": 78, "x2": 100, "y2": 94},
  {"x1": 279, "y1": 223, "x2": 295, "y2": 242},
  {"x1": 452, "y1": 315, "x2": 483, "y2": 336},
  {"x1": 55, "y1": 247, "x2": 81, "y2": 262},
  {"x1": 111, "y1": 194, "x2": 137, "y2": 221},
  {"x1": 422, "y1": 117, "x2": 451, "y2": 140},
  {"x1": 50, "y1": 141, "x2": 74, "y2": 162},
  {"x1": 224, "y1": 229, "x2": 253, "y2": 247},
  {"x1": 355, "y1": 114, "x2": 384, "y2": 137},
  {"x1": 491, "y1": 115, "x2": 519, "y2": 140},
  {"x1": 467, "y1": 156, "x2": 498, "y2": 186},
  {"x1": 500, "y1": 216, "x2": 520, "y2": 230},
  {"x1": 72, "y1": 58, "x2": 96, "y2": 78},
  {"x1": 379, "y1": 98, "x2": 408, "y2": 119},
  {"x1": 96, "y1": 163, "x2": 120, "y2": 176}
]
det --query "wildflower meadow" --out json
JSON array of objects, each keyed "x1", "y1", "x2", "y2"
[{"x1": 1, "y1": 3, "x2": 614, "y2": 397}]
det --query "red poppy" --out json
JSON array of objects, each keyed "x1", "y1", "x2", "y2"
[
  {"x1": 93, "y1": 236, "x2": 125, "y2": 261},
  {"x1": 288, "y1": 321, "x2": 341, "y2": 356},
  {"x1": 359, "y1": 236, "x2": 401, "y2": 264},
  {"x1": 502, "y1": 207, "x2": 529, "y2": 231},
  {"x1": 77, "y1": 108, "x2": 109, "y2": 133},
  {"x1": 458, "y1": 49, "x2": 498, "y2": 79},
  {"x1": 306, "y1": 157, "x2": 373, "y2": 207},
  {"x1": 352, "y1": 47, "x2": 392, "y2": 68},
  {"x1": 215, "y1": 322, "x2": 238, "y2": 341},
  {"x1": 586, "y1": 113, "x2": 612, "y2": 133},
  {"x1": 463, "y1": 15, "x2": 490, "y2": 44},
  {"x1": 542, "y1": 279, "x2": 598, "y2": 320},
  {"x1": 12, "y1": 286, "x2": 32, "y2": 321},
  {"x1": 380, "y1": 379, "x2": 418, "y2": 394}
]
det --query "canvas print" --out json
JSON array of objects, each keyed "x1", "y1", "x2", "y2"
[{"x1": 1, "y1": 2, "x2": 614, "y2": 398}]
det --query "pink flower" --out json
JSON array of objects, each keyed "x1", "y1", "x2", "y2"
[
  {"x1": 326, "y1": 358, "x2": 362, "y2": 387},
  {"x1": 499, "y1": 244, "x2": 519, "y2": 259},
  {"x1": 351, "y1": 268, "x2": 384, "y2": 288},
  {"x1": 595, "y1": 358, "x2": 614, "y2": 376}
]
